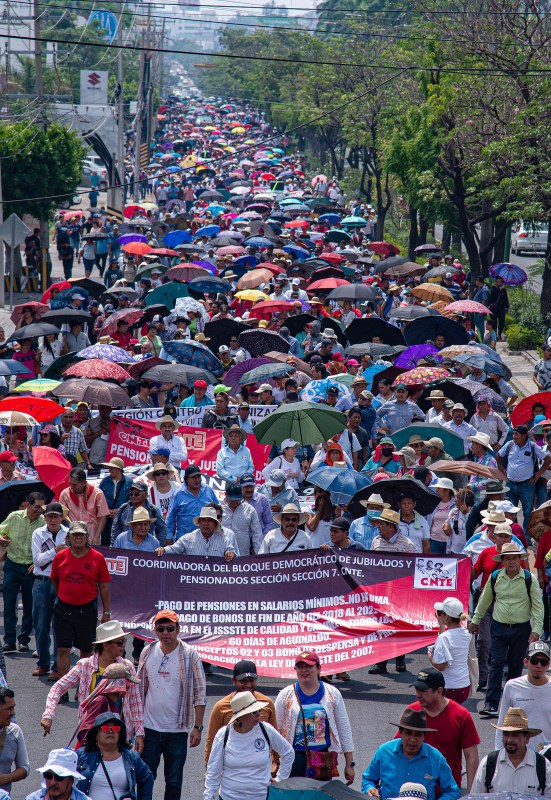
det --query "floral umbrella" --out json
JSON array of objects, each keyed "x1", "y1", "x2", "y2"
[
  {"x1": 444, "y1": 300, "x2": 491, "y2": 314},
  {"x1": 78, "y1": 343, "x2": 135, "y2": 364},
  {"x1": 393, "y1": 366, "x2": 450, "y2": 387},
  {"x1": 63, "y1": 359, "x2": 131, "y2": 382}
]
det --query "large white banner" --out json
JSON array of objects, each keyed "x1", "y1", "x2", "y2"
[{"x1": 112, "y1": 405, "x2": 277, "y2": 427}]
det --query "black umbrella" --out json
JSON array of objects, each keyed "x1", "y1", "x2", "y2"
[
  {"x1": 416, "y1": 379, "x2": 476, "y2": 417},
  {"x1": 349, "y1": 477, "x2": 440, "y2": 519},
  {"x1": 403, "y1": 316, "x2": 469, "y2": 347},
  {"x1": 197, "y1": 189, "x2": 224, "y2": 200},
  {"x1": 141, "y1": 363, "x2": 217, "y2": 385},
  {"x1": 204, "y1": 319, "x2": 249, "y2": 354},
  {"x1": 176, "y1": 243, "x2": 208, "y2": 254},
  {"x1": 0, "y1": 480, "x2": 54, "y2": 523},
  {"x1": 370, "y1": 366, "x2": 408, "y2": 396},
  {"x1": 390, "y1": 306, "x2": 438, "y2": 321},
  {"x1": 82, "y1": 232, "x2": 108, "y2": 242},
  {"x1": 188, "y1": 276, "x2": 232, "y2": 296},
  {"x1": 43, "y1": 352, "x2": 83, "y2": 380},
  {"x1": 41, "y1": 309, "x2": 93, "y2": 326},
  {"x1": 210, "y1": 235, "x2": 241, "y2": 247},
  {"x1": 373, "y1": 256, "x2": 410, "y2": 273},
  {"x1": 285, "y1": 261, "x2": 317, "y2": 280},
  {"x1": 10, "y1": 323, "x2": 61, "y2": 341},
  {"x1": 318, "y1": 318, "x2": 348, "y2": 347},
  {"x1": 284, "y1": 313, "x2": 316, "y2": 337},
  {"x1": 344, "y1": 343, "x2": 398, "y2": 359},
  {"x1": 139, "y1": 304, "x2": 172, "y2": 323},
  {"x1": 345, "y1": 318, "x2": 406, "y2": 347},
  {"x1": 310, "y1": 264, "x2": 345, "y2": 279},
  {"x1": 238, "y1": 329, "x2": 290, "y2": 357},
  {"x1": 414, "y1": 244, "x2": 442, "y2": 254},
  {"x1": 326, "y1": 284, "x2": 379, "y2": 302},
  {"x1": 68, "y1": 277, "x2": 105, "y2": 299}
]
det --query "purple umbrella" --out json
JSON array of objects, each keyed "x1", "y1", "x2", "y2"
[
  {"x1": 190, "y1": 261, "x2": 216, "y2": 274},
  {"x1": 489, "y1": 262, "x2": 528, "y2": 286},
  {"x1": 394, "y1": 344, "x2": 441, "y2": 369},
  {"x1": 78, "y1": 343, "x2": 135, "y2": 364},
  {"x1": 223, "y1": 358, "x2": 272, "y2": 395},
  {"x1": 118, "y1": 233, "x2": 148, "y2": 245}
]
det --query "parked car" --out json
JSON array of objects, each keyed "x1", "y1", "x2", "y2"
[
  {"x1": 511, "y1": 221, "x2": 548, "y2": 255},
  {"x1": 81, "y1": 159, "x2": 108, "y2": 191}
]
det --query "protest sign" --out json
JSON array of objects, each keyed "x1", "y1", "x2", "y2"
[{"x1": 112, "y1": 405, "x2": 276, "y2": 428}]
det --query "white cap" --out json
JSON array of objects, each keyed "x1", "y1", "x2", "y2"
[
  {"x1": 219, "y1": 345, "x2": 230, "y2": 353},
  {"x1": 281, "y1": 438, "x2": 298, "y2": 451},
  {"x1": 291, "y1": 278, "x2": 301, "y2": 286},
  {"x1": 495, "y1": 500, "x2": 520, "y2": 514},
  {"x1": 452, "y1": 403, "x2": 466, "y2": 412},
  {"x1": 441, "y1": 597, "x2": 464, "y2": 617}
]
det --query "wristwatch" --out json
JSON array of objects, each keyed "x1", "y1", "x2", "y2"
[
  {"x1": 349, "y1": 762, "x2": 356, "y2": 767},
  {"x1": 104, "y1": 612, "x2": 111, "y2": 617},
  {"x1": 194, "y1": 724, "x2": 204, "y2": 731}
]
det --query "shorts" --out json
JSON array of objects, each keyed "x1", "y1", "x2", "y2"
[{"x1": 53, "y1": 599, "x2": 98, "y2": 652}]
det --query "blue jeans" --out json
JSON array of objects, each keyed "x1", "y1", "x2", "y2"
[
  {"x1": 32, "y1": 578, "x2": 57, "y2": 670},
  {"x1": 141, "y1": 728, "x2": 188, "y2": 800},
  {"x1": 506, "y1": 480, "x2": 536, "y2": 538},
  {"x1": 429, "y1": 540, "x2": 447, "y2": 554},
  {"x1": 3, "y1": 558, "x2": 33, "y2": 646},
  {"x1": 486, "y1": 619, "x2": 531, "y2": 708}
]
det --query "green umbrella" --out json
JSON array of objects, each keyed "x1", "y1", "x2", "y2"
[
  {"x1": 334, "y1": 373, "x2": 354, "y2": 388},
  {"x1": 390, "y1": 422, "x2": 465, "y2": 459},
  {"x1": 43, "y1": 352, "x2": 83, "y2": 380},
  {"x1": 145, "y1": 281, "x2": 189, "y2": 309},
  {"x1": 135, "y1": 262, "x2": 166, "y2": 280},
  {"x1": 252, "y1": 401, "x2": 346, "y2": 446}
]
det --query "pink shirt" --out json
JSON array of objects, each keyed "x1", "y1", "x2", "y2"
[
  {"x1": 431, "y1": 500, "x2": 453, "y2": 543},
  {"x1": 59, "y1": 485, "x2": 109, "y2": 542}
]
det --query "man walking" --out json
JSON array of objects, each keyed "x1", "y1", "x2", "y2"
[{"x1": 138, "y1": 610, "x2": 206, "y2": 800}]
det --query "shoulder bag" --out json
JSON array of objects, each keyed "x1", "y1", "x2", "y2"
[{"x1": 293, "y1": 686, "x2": 338, "y2": 781}]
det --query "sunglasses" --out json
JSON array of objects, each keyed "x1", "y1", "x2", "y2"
[
  {"x1": 109, "y1": 639, "x2": 126, "y2": 647},
  {"x1": 43, "y1": 772, "x2": 67, "y2": 782},
  {"x1": 156, "y1": 625, "x2": 176, "y2": 633},
  {"x1": 530, "y1": 658, "x2": 550, "y2": 666},
  {"x1": 129, "y1": 490, "x2": 143, "y2": 496},
  {"x1": 155, "y1": 470, "x2": 169, "y2": 476},
  {"x1": 100, "y1": 724, "x2": 121, "y2": 733}
]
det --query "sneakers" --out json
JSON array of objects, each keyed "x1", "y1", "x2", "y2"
[
  {"x1": 480, "y1": 704, "x2": 498, "y2": 717},
  {"x1": 2, "y1": 644, "x2": 16, "y2": 653},
  {"x1": 368, "y1": 664, "x2": 387, "y2": 675},
  {"x1": 18, "y1": 644, "x2": 30, "y2": 653},
  {"x1": 476, "y1": 681, "x2": 487, "y2": 692}
]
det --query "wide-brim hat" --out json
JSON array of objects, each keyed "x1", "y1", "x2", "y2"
[
  {"x1": 493, "y1": 542, "x2": 528, "y2": 561},
  {"x1": 93, "y1": 620, "x2": 126, "y2": 645},
  {"x1": 272, "y1": 503, "x2": 309, "y2": 526},
  {"x1": 480, "y1": 480, "x2": 504, "y2": 495},
  {"x1": 156, "y1": 414, "x2": 177, "y2": 430},
  {"x1": 101, "y1": 457, "x2": 125, "y2": 471},
  {"x1": 37, "y1": 749, "x2": 85, "y2": 781},
  {"x1": 390, "y1": 707, "x2": 437, "y2": 732},
  {"x1": 229, "y1": 690, "x2": 268, "y2": 724},
  {"x1": 427, "y1": 390, "x2": 449, "y2": 401},
  {"x1": 360, "y1": 493, "x2": 390, "y2": 509},
  {"x1": 389, "y1": 784, "x2": 428, "y2": 800},
  {"x1": 223, "y1": 424, "x2": 247, "y2": 443},
  {"x1": 467, "y1": 431, "x2": 491, "y2": 449},
  {"x1": 192, "y1": 506, "x2": 221, "y2": 531},
  {"x1": 491, "y1": 707, "x2": 542, "y2": 736},
  {"x1": 130, "y1": 506, "x2": 155, "y2": 525}
]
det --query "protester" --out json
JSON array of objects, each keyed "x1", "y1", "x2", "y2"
[{"x1": 26, "y1": 748, "x2": 89, "y2": 800}]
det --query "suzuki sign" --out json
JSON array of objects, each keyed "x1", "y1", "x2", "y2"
[{"x1": 80, "y1": 70, "x2": 109, "y2": 105}]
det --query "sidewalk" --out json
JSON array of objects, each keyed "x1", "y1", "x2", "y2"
[{"x1": 496, "y1": 341, "x2": 539, "y2": 399}]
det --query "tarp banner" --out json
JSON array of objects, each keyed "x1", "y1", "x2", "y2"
[
  {"x1": 106, "y1": 418, "x2": 270, "y2": 480},
  {"x1": 102, "y1": 548, "x2": 470, "y2": 678},
  {"x1": 111, "y1": 406, "x2": 276, "y2": 428}
]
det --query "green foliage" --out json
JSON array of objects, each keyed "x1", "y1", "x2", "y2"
[
  {"x1": 506, "y1": 325, "x2": 541, "y2": 351},
  {"x1": 507, "y1": 289, "x2": 547, "y2": 336},
  {"x1": 0, "y1": 123, "x2": 87, "y2": 221}
]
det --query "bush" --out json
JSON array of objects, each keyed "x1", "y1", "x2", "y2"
[
  {"x1": 503, "y1": 313, "x2": 515, "y2": 332},
  {"x1": 507, "y1": 288, "x2": 547, "y2": 339},
  {"x1": 506, "y1": 324, "x2": 541, "y2": 351}
]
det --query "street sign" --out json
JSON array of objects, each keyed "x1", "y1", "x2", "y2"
[
  {"x1": 0, "y1": 213, "x2": 30, "y2": 248},
  {"x1": 89, "y1": 10, "x2": 118, "y2": 44}
]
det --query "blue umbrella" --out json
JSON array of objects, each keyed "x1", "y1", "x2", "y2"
[
  {"x1": 51, "y1": 287, "x2": 89, "y2": 310},
  {"x1": 243, "y1": 237, "x2": 274, "y2": 248},
  {"x1": 194, "y1": 225, "x2": 221, "y2": 238},
  {"x1": 118, "y1": 233, "x2": 148, "y2": 245},
  {"x1": 300, "y1": 378, "x2": 348, "y2": 402},
  {"x1": 79, "y1": 343, "x2": 135, "y2": 363},
  {"x1": 307, "y1": 465, "x2": 373, "y2": 499},
  {"x1": 189, "y1": 276, "x2": 232, "y2": 294},
  {"x1": 234, "y1": 255, "x2": 259, "y2": 269},
  {"x1": 240, "y1": 362, "x2": 291, "y2": 385},
  {"x1": 164, "y1": 230, "x2": 192, "y2": 247},
  {"x1": 205, "y1": 205, "x2": 227, "y2": 216},
  {"x1": 162, "y1": 340, "x2": 223, "y2": 375},
  {"x1": 489, "y1": 262, "x2": 528, "y2": 286},
  {"x1": 165, "y1": 166, "x2": 181, "y2": 173},
  {"x1": 265, "y1": 221, "x2": 282, "y2": 234},
  {"x1": 319, "y1": 213, "x2": 342, "y2": 225},
  {"x1": 341, "y1": 216, "x2": 367, "y2": 226},
  {"x1": 0, "y1": 359, "x2": 32, "y2": 377},
  {"x1": 283, "y1": 245, "x2": 309, "y2": 260}
]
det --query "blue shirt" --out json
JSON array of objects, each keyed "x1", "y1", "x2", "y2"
[
  {"x1": 113, "y1": 531, "x2": 160, "y2": 551},
  {"x1": 349, "y1": 515, "x2": 380, "y2": 549},
  {"x1": 180, "y1": 394, "x2": 214, "y2": 407},
  {"x1": 499, "y1": 440, "x2": 547, "y2": 482},
  {"x1": 293, "y1": 682, "x2": 330, "y2": 751},
  {"x1": 27, "y1": 789, "x2": 90, "y2": 800},
  {"x1": 165, "y1": 481, "x2": 218, "y2": 540},
  {"x1": 245, "y1": 492, "x2": 273, "y2": 536},
  {"x1": 361, "y1": 739, "x2": 460, "y2": 800},
  {"x1": 215, "y1": 444, "x2": 254, "y2": 482}
]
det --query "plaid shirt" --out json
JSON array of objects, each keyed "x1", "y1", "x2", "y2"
[
  {"x1": 58, "y1": 425, "x2": 89, "y2": 458},
  {"x1": 137, "y1": 640, "x2": 207, "y2": 732},
  {"x1": 43, "y1": 654, "x2": 144, "y2": 738}
]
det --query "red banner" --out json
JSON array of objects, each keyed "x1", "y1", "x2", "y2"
[
  {"x1": 106, "y1": 417, "x2": 270, "y2": 481},
  {"x1": 103, "y1": 548, "x2": 471, "y2": 678}
]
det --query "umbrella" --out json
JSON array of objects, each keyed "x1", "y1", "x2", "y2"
[
  {"x1": 118, "y1": 234, "x2": 148, "y2": 245},
  {"x1": 0, "y1": 360, "x2": 32, "y2": 377},
  {"x1": 195, "y1": 225, "x2": 221, "y2": 238},
  {"x1": 67, "y1": 277, "x2": 105, "y2": 299},
  {"x1": 145, "y1": 282, "x2": 189, "y2": 309},
  {"x1": 307, "y1": 466, "x2": 372, "y2": 499},
  {"x1": 384, "y1": 262, "x2": 426, "y2": 278},
  {"x1": 345, "y1": 318, "x2": 406, "y2": 347},
  {"x1": 164, "y1": 230, "x2": 193, "y2": 248},
  {"x1": 284, "y1": 313, "x2": 315, "y2": 336},
  {"x1": 344, "y1": 343, "x2": 397, "y2": 360},
  {"x1": 528, "y1": 500, "x2": 551, "y2": 542},
  {"x1": 203, "y1": 319, "x2": 249, "y2": 354},
  {"x1": 367, "y1": 241, "x2": 400, "y2": 257},
  {"x1": 455, "y1": 380, "x2": 507, "y2": 414},
  {"x1": 127, "y1": 357, "x2": 169, "y2": 380},
  {"x1": 0, "y1": 396, "x2": 64, "y2": 422},
  {"x1": 10, "y1": 323, "x2": 61, "y2": 341},
  {"x1": 240, "y1": 362, "x2": 293, "y2": 385},
  {"x1": 341, "y1": 216, "x2": 367, "y2": 226},
  {"x1": 414, "y1": 243, "x2": 442, "y2": 253},
  {"x1": 489, "y1": 262, "x2": 528, "y2": 286},
  {"x1": 374, "y1": 256, "x2": 409, "y2": 271},
  {"x1": 150, "y1": 248, "x2": 179, "y2": 258},
  {"x1": 394, "y1": 344, "x2": 441, "y2": 369},
  {"x1": 253, "y1": 401, "x2": 346, "y2": 446},
  {"x1": 416, "y1": 382, "x2": 476, "y2": 418},
  {"x1": 318, "y1": 214, "x2": 342, "y2": 225},
  {"x1": 139, "y1": 305, "x2": 171, "y2": 323},
  {"x1": 167, "y1": 265, "x2": 210, "y2": 282},
  {"x1": 238, "y1": 329, "x2": 290, "y2": 357},
  {"x1": 325, "y1": 229, "x2": 351, "y2": 244},
  {"x1": 122, "y1": 242, "x2": 152, "y2": 256},
  {"x1": 390, "y1": 422, "x2": 467, "y2": 459},
  {"x1": 300, "y1": 378, "x2": 348, "y2": 403},
  {"x1": 235, "y1": 290, "x2": 269, "y2": 302},
  {"x1": 393, "y1": 366, "x2": 450, "y2": 387},
  {"x1": 41, "y1": 309, "x2": 93, "y2": 326},
  {"x1": 444, "y1": 300, "x2": 491, "y2": 314},
  {"x1": 411, "y1": 283, "x2": 454, "y2": 304},
  {"x1": 265, "y1": 350, "x2": 312, "y2": 377},
  {"x1": 224, "y1": 358, "x2": 273, "y2": 395},
  {"x1": 32, "y1": 446, "x2": 71, "y2": 495},
  {"x1": 0, "y1": 480, "x2": 54, "y2": 524},
  {"x1": 390, "y1": 306, "x2": 438, "y2": 321},
  {"x1": 430, "y1": 460, "x2": 505, "y2": 481},
  {"x1": 334, "y1": 373, "x2": 355, "y2": 388},
  {"x1": 307, "y1": 278, "x2": 349, "y2": 292},
  {"x1": 349, "y1": 477, "x2": 440, "y2": 519},
  {"x1": 438, "y1": 345, "x2": 481, "y2": 358},
  {"x1": 40, "y1": 281, "x2": 71, "y2": 304},
  {"x1": 511, "y1": 392, "x2": 551, "y2": 427},
  {"x1": 43, "y1": 352, "x2": 83, "y2": 380},
  {"x1": 12, "y1": 379, "x2": 61, "y2": 395},
  {"x1": 0, "y1": 410, "x2": 38, "y2": 426},
  {"x1": 248, "y1": 300, "x2": 293, "y2": 320},
  {"x1": 162, "y1": 340, "x2": 223, "y2": 375},
  {"x1": 52, "y1": 379, "x2": 131, "y2": 407},
  {"x1": 370, "y1": 367, "x2": 408, "y2": 396},
  {"x1": 124, "y1": 204, "x2": 145, "y2": 218},
  {"x1": 423, "y1": 266, "x2": 449, "y2": 280},
  {"x1": 403, "y1": 316, "x2": 469, "y2": 347},
  {"x1": 188, "y1": 276, "x2": 232, "y2": 295},
  {"x1": 236, "y1": 269, "x2": 274, "y2": 290},
  {"x1": 141, "y1": 363, "x2": 217, "y2": 386},
  {"x1": 63, "y1": 359, "x2": 131, "y2": 382},
  {"x1": 99, "y1": 308, "x2": 143, "y2": 337},
  {"x1": 78, "y1": 343, "x2": 135, "y2": 364},
  {"x1": 10, "y1": 301, "x2": 49, "y2": 325},
  {"x1": 325, "y1": 285, "x2": 379, "y2": 302}
]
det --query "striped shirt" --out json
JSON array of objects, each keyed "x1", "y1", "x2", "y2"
[
  {"x1": 163, "y1": 528, "x2": 235, "y2": 557},
  {"x1": 371, "y1": 533, "x2": 417, "y2": 552}
]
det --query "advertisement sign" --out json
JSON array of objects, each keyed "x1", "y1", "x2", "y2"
[{"x1": 80, "y1": 70, "x2": 109, "y2": 105}]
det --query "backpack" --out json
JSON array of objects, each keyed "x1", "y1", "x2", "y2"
[
  {"x1": 500, "y1": 439, "x2": 539, "y2": 474},
  {"x1": 485, "y1": 748, "x2": 547, "y2": 793},
  {"x1": 490, "y1": 569, "x2": 532, "y2": 602}
]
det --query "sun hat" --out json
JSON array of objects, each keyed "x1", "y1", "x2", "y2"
[
  {"x1": 129, "y1": 507, "x2": 155, "y2": 525},
  {"x1": 492, "y1": 542, "x2": 528, "y2": 561},
  {"x1": 37, "y1": 749, "x2": 84, "y2": 781},
  {"x1": 389, "y1": 784, "x2": 428, "y2": 800},
  {"x1": 192, "y1": 506, "x2": 221, "y2": 530},
  {"x1": 156, "y1": 415, "x2": 177, "y2": 430},
  {"x1": 228, "y1": 691, "x2": 268, "y2": 724},
  {"x1": 491, "y1": 707, "x2": 542, "y2": 736},
  {"x1": 433, "y1": 477, "x2": 455, "y2": 494},
  {"x1": 272, "y1": 503, "x2": 309, "y2": 525},
  {"x1": 93, "y1": 620, "x2": 126, "y2": 645},
  {"x1": 224, "y1": 424, "x2": 247, "y2": 443},
  {"x1": 452, "y1": 403, "x2": 466, "y2": 412},
  {"x1": 372, "y1": 508, "x2": 401, "y2": 526},
  {"x1": 480, "y1": 480, "x2": 504, "y2": 495},
  {"x1": 352, "y1": 374, "x2": 368, "y2": 385},
  {"x1": 481, "y1": 509, "x2": 507, "y2": 524},
  {"x1": 101, "y1": 457, "x2": 125, "y2": 471},
  {"x1": 426, "y1": 390, "x2": 449, "y2": 401},
  {"x1": 408, "y1": 434, "x2": 425, "y2": 444},
  {"x1": 492, "y1": 522, "x2": 513, "y2": 538},
  {"x1": 194, "y1": 333, "x2": 211, "y2": 343},
  {"x1": 268, "y1": 468, "x2": 286, "y2": 487},
  {"x1": 258, "y1": 320, "x2": 269, "y2": 328},
  {"x1": 390, "y1": 708, "x2": 437, "y2": 733},
  {"x1": 360, "y1": 493, "x2": 390, "y2": 509},
  {"x1": 100, "y1": 662, "x2": 140, "y2": 683},
  {"x1": 467, "y1": 431, "x2": 491, "y2": 449}
]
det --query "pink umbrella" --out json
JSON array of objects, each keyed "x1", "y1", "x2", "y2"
[
  {"x1": 64, "y1": 359, "x2": 131, "y2": 382},
  {"x1": 216, "y1": 246, "x2": 246, "y2": 256},
  {"x1": 444, "y1": 300, "x2": 491, "y2": 314}
]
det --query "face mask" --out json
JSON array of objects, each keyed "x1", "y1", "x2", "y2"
[
  {"x1": 366, "y1": 510, "x2": 380, "y2": 520},
  {"x1": 381, "y1": 447, "x2": 394, "y2": 457}
]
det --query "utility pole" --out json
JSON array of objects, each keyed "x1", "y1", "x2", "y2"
[
  {"x1": 34, "y1": 0, "x2": 49, "y2": 292},
  {"x1": 0, "y1": 160, "x2": 5, "y2": 308},
  {"x1": 117, "y1": 17, "x2": 124, "y2": 209},
  {"x1": 133, "y1": 32, "x2": 145, "y2": 203}
]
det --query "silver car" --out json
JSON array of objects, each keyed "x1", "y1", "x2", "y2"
[{"x1": 511, "y1": 221, "x2": 548, "y2": 255}]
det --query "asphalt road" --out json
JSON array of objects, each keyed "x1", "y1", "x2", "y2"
[{"x1": 5, "y1": 633, "x2": 498, "y2": 800}]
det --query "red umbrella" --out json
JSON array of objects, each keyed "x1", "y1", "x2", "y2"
[
  {"x1": 122, "y1": 242, "x2": 152, "y2": 256},
  {"x1": 150, "y1": 248, "x2": 179, "y2": 257},
  {"x1": 99, "y1": 308, "x2": 144, "y2": 336},
  {"x1": 0, "y1": 396, "x2": 65, "y2": 423},
  {"x1": 368, "y1": 241, "x2": 400, "y2": 256},
  {"x1": 10, "y1": 301, "x2": 50, "y2": 325},
  {"x1": 127, "y1": 356, "x2": 170, "y2": 379},
  {"x1": 511, "y1": 392, "x2": 551, "y2": 427},
  {"x1": 32, "y1": 446, "x2": 71, "y2": 497},
  {"x1": 285, "y1": 220, "x2": 310, "y2": 229},
  {"x1": 124, "y1": 205, "x2": 145, "y2": 219},
  {"x1": 63, "y1": 359, "x2": 132, "y2": 382},
  {"x1": 307, "y1": 278, "x2": 349, "y2": 292},
  {"x1": 318, "y1": 253, "x2": 344, "y2": 264},
  {"x1": 248, "y1": 300, "x2": 293, "y2": 320},
  {"x1": 261, "y1": 172, "x2": 276, "y2": 180},
  {"x1": 257, "y1": 261, "x2": 286, "y2": 275},
  {"x1": 41, "y1": 281, "x2": 71, "y2": 304}
]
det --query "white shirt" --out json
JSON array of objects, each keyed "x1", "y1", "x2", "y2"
[
  {"x1": 204, "y1": 722, "x2": 294, "y2": 800},
  {"x1": 143, "y1": 643, "x2": 181, "y2": 731},
  {"x1": 89, "y1": 756, "x2": 128, "y2": 800},
  {"x1": 495, "y1": 676, "x2": 551, "y2": 752},
  {"x1": 472, "y1": 748, "x2": 551, "y2": 797},
  {"x1": 31, "y1": 524, "x2": 68, "y2": 578},
  {"x1": 432, "y1": 626, "x2": 471, "y2": 689},
  {"x1": 149, "y1": 433, "x2": 188, "y2": 469},
  {"x1": 442, "y1": 419, "x2": 477, "y2": 454},
  {"x1": 258, "y1": 527, "x2": 311, "y2": 554},
  {"x1": 149, "y1": 482, "x2": 178, "y2": 520}
]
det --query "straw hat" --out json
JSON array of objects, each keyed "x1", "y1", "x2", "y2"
[
  {"x1": 93, "y1": 620, "x2": 126, "y2": 645},
  {"x1": 224, "y1": 424, "x2": 247, "y2": 444},
  {"x1": 228, "y1": 691, "x2": 268, "y2": 724},
  {"x1": 101, "y1": 457, "x2": 125, "y2": 471},
  {"x1": 492, "y1": 542, "x2": 528, "y2": 561},
  {"x1": 156, "y1": 414, "x2": 177, "y2": 430},
  {"x1": 491, "y1": 707, "x2": 542, "y2": 736},
  {"x1": 129, "y1": 507, "x2": 155, "y2": 525},
  {"x1": 192, "y1": 506, "x2": 221, "y2": 530},
  {"x1": 372, "y1": 508, "x2": 401, "y2": 526},
  {"x1": 194, "y1": 332, "x2": 211, "y2": 343},
  {"x1": 360, "y1": 493, "x2": 390, "y2": 510},
  {"x1": 389, "y1": 785, "x2": 428, "y2": 800},
  {"x1": 467, "y1": 431, "x2": 491, "y2": 449},
  {"x1": 272, "y1": 503, "x2": 309, "y2": 526},
  {"x1": 427, "y1": 390, "x2": 449, "y2": 401},
  {"x1": 145, "y1": 462, "x2": 173, "y2": 480},
  {"x1": 481, "y1": 509, "x2": 507, "y2": 524}
]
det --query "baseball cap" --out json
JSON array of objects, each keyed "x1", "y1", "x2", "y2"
[
  {"x1": 330, "y1": 518, "x2": 350, "y2": 531},
  {"x1": 239, "y1": 402, "x2": 249, "y2": 409},
  {"x1": 68, "y1": 521, "x2": 88, "y2": 536},
  {"x1": 214, "y1": 384, "x2": 231, "y2": 395},
  {"x1": 441, "y1": 597, "x2": 464, "y2": 617},
  {"x1": 184, "y1": 464, "x2": 201, "y2": 481},
  {"x1": 233, "y1": 660, "x2": 257, "y2": 680},
  {"x1": 119, "y1": 294, "x2": 130, "y2": 302},
  {"x1": 194, "y1": 380, "x2": 208, "y2": 389},
  {"x1": 426, "y1": 437, "x2": 444, "y2": 449},
  {"x1": 152, "y1": 314, "x2": 163, "y2": 323},
  {"x1": 225, "y1": 482, "x2": 243, "y2": 500},
  {"x1": 149, "y1": 444, "x2": 170, "y2": 458},
  {"x1": 43, "y1": 502, "x2": 63, "y2": 516},
  {"x1": 528, "y1": 641, "x2": 551, "y2": 658},
  {"x1": 445, "y1": 272, "x2": 453, "y2": 279},
  {"x1": 268, "y1": 468, "x2": 286, "y2": 487},
  {"x1": 153, "y1": 610, "x2": 179, "y2": 625},
  {"x1": 219, "y1": 345, "x2": 230, "y2": 354},
  {"x1": 295, "y1": 650, "x2": 320, "y2": 666},
  {"x1": 327, "y1": 384, "x2": 339, "y2": 395},
  {"x1": 410, "y1": 668, "x2": 445, "y2": 691},
  {"x1": 254, "y1": 383, "x2": 272, "y2": 394},
  {"x1": 347, "y1": 359, "x2": 360, "y2": 367},
  {"x1": 395, "y1": 383, "x2": 407, "y2": 391},
  {"x1": 131, "y1": 480, "x2": 148, "y2": 492},
  {"x1": 240, "y1": 473, "x2": 255, "y2": 486},
  {"x1": 104, "y1": 304, "x2": 115, "y2": 313}
]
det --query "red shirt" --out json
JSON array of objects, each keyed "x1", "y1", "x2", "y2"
[
  {"x1": 473, "y1": 545, "x2": 527, "y2": 587},
  {"x1": 111, "y1": 331, "x2": 133, "y2": 350},
  {"x1": 400, "y1": 700, "x2": 480, "y2": 787},
  {"x1": 535, "y1": 529, "x2": 551, "y2": 582},
  {"x1": 51, "y1": 547, "x2": 111, "y2": 604}
]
